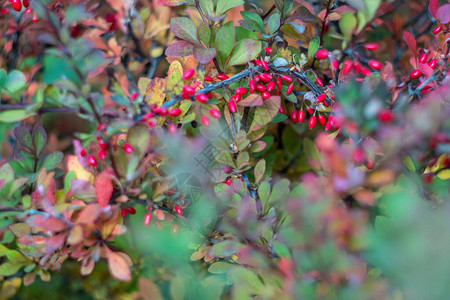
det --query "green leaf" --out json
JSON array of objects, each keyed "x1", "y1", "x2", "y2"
[
  {"x1": 215, "y1": 22, "x2": 235, "y2": 68},
  {"x1": 127, "y1": 125, "x2": 151, "y2": 159},
  {"x1": 193, "y1": 47, "x2": 217, "y2": 64},
  {"x1": 227, "y1": 39, "x2": 261, "y2": 67},
  {"x1": 303, "y1": 138, "x2": 320, "y2": 161},
  {"x1": 339, "y1": 12, "x2": 357, "y2": 38},
  {"x1": 356, "y1": 10, "x2": 367, "y2": 33},
  {"x1": 240, "y1": 11, "x2": 264, "y2": 31},
  {"x1": 65, "y1": 4, "x2": 91, "y2": 24},
  {"x1": 216, "y1": 0, "x2": 244, "y2": 16},
  {"x1": 227, "y1": 267, "x2": 264, "y2": 295},
  {"x1": 0, "y1": 261, "x2": 23, "y2": 276},
  {"x1": 267, "y1": 13, "x2": 281, "y2": 35},
  {"x1": 4, "y1": 70, "x2": 27, "y2": 99},
  {"x1": 251, "y1": 96, "x2": 281, "y2": 128},
  {"x1": 0, "y1": 69, "x2": 6, "y2": 90},
  {"x1": 209, "y1": 240, "x2": 242, "y2": 258},
  {"x1": 258, "y1": 182, "x2": 270, "y2": 206},
  {"x1": 254, "y1": 159, "x2": 266, "y2": 183},
  {"x1": 267, "y1": 179, "x2": 290, "y2": 204},
  {"x1": 138, "y1": 77, "x2": 151, "y2": 96},
  {"x1": 208, "y1": 262, "x2": 234, "y2": 274},
  {"x1": 273, "y1": 241, "x2": 291, "y2": 258},
  {"x1": 42, "y1": 151, "x2": 64, "y2": 170},
  {"x1": 235, "y1": 26, "x2": 258, "y2": 41},
  {"x1": 364, "y1": 0, "x2": 381, "y2": 20},
  {"x1": 0, "y1": 163, "x2": 14, "y2": 185},
  {"x1": 13, "y1": 127, "x2": 33, "y2": 150},
  {"x1": 307, "y1": 37, "x2": 320, "y2": 58},
  {"x1": 198, "y1": 22, "x2": 211, "y2": 45},
  {"x1": 170, "y1": 17, "x2": 201, "y2": 46},
  {"x1": 287, "y1": 19, "x2": 306, "y2": 35},
  {"x1": 32, "y1": 126, "x2": 47, "y2": 156},
  {"x1": 199, "y1": 0, "x2": 214, "y2": 17},
  {"x1": 0, "y1": 110, "x2": 34, "y2": 123}
]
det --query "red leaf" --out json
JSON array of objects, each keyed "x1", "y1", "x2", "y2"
[
  {"x1": 428, "y1": 0, "x2": 439, "y2": 18},
  {"x1": 418, "y1": 63, "x2": 433, "y2": 77},
  {"x1": 46, "y1": 234, "x2": 66, "y2": 253},
  {"x1": 96, "y1": 170, "x2": 113, "y2": 207},
  {"x1": 238, "y1": 94, "x2": 263, "y2": 107},
  {"x1": 403, "y1": 31, "x2": 417, "y2": 57},
  {"x1": 436, "y1": 4, "x2": 450, "y2": 24},
  {"x1": 107, "y1": 249, "x2": 132, "y2": 281},
  {"x1": 158, "y1": 0, "x2": 188, "y2": 6},
  {"x1": 165, "y1": 41, "x2": 195, "y2": 57},
  {"x1": 26, "y1": 214, "x2": 67, "y2": 232},
  {"x1": 193, "y1": 47, "x2": 217, "y2": 64},
  {"x1": 76, "y1": 203, "x2": 102, "y2": 224}
]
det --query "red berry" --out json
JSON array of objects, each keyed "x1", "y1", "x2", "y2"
[
  {"x1": 182, "y1": 69, "x2": 195, "y2": 80},
  {"x1": 168, "y1": 124, "x2": 177, "y2": 135},
  {"x1": 307, "y1": 107, "x2": 313, "y2": 114},
  {"x1": 155, "y1": 107, "x2": 168, "y2": 116},
  {"x1": 225, "y1": 178, "x2": 232, "y2": 185},
  {"x1": 256, "y1": 84, "x2": 266, "y2": 92},
  {"x1": 97, "y1": 123, "x2": 107, "y2": 131},
  {"x1": 298, "y1": 110, "x2": 305, "y2": 123},
  {"x1": 259, "y1": 73, "x2": 272, "y2": 82},
  {"x1": 428, "y1": 59, "x2": 437, "y2": 69},
  {"x1": 318, "y1": 115, "x2": 327, "y2": 126},
  {"x1": 419, "y1": 53, "x2": 427, "y2": 64},
  {"x1": 127, "y1": 207, "x2": 136, "y2": 214},
  {"x1": 23, "y1": 0, "x2": 30, "y2": 7},
  {"x1": 316, "y1": 93, "x2": 326, "y2": 103},
  {"x1": 254, "y1": 59, "x2": 262, "y2": 66},
  {"x1": 377, "y1": 109, "x2": 393, "y2": 123},
  {"x1": 290, "y1": 110, "x2": 298, "y2": 124},
  {"x1": 261, "y1": 60, "x2": 269, "y2": 71},
  {"x1": 87, "y1": 155, "x2": 97, "y2": 167},
  {"x1": 315, "y1": 49, "x2": 329, "y2": 60},
  {"x1": 80, "y1": 148, "x2": 87, "y2": 157},
  {"x1": 144, "y1": 212, "x2": 153, "y2": 226},
  {"x1": 361, "y1": 67, "x2": 372, "y2": 77},
  {"x1": 331, "y1": 59, "x2": 339, "y2": 70},
  {"x1": 130, "y1": 92, "x2": 138, "y2": 101},
  {"x1": 24, "y1": 7, "x2": 32, "y2": 14},
  {"x1": 99, "y1": 150, "x2": 107, "y2": 160},
  {"x1": 249, "y1": 79, "x2": 256, "y2": 93},
  {"x1": 182, "y1": 85, "x2": 196, "y2": 95},
  {"x1": 224, "y1": 166, "x2": 232, "y2": 174},
  {"x1": 309, "y1": 116, "x2": 317, "y2": 129},
  {"x1": 235, "y1": 87, "x2": 247, "y2": 95},
  {"x1": 432, "y1": 25, "x2": 442, "y2": 35},
  {"x1": 276, "y1": 77, "x2": 283, "y2": 90},
  {"x1": 209, "y1": 109, "x2": 221, "y2": 119},
  {"x1": 123, "y1": 143, "x2": 134, "y2": 154},
  {"x1": 316, "y1": 78, "x2": 324, "y2": 86},
  {"x1": 217, "y1": 74, "x2": 229, "y2": 80},
  {"x1": 281, "y1": 75, "x2": 292, "y2": 82},
  {"x1": 279, "y1": 105, "x2": 285, "y2": 114},
  {"x1": 261, "y1": 91, "x2": 271, "y2": 100},
  {"x1": 228, "y1": 100, "x2": 237, "y2": 113},
  {"x1": 174, "y1": 205, "x2": 182, "y2": 215},
  {"x1": 364, "y1": 43, "x2": 379, "y2": 50},
  {"x1": 264, "y1": 46, "x2": 272, "y2": 54},
  {"x1": 267, "y1": 81, "x2": 276, "y2": 92},
  {"x1": 31, "y1": 12, "x2": 38, "y2": 22},
  {"x1": 368, "y1": 59, "x2": 382, "y2": 70},
  {"x1": 121, "y1": 208, "x2": 128, "y2": 217},
  {"x1": 410, "y1": 70, "x2": 422, "y2": 79},
  {"x1": 169, "y1": 107, "x2": 182, "y2": 117},
  {"x1": 204, "y1": 76, "x2": 214, "y2": 82},
  {"x1": 201, "y1": 115, "x2": 210, "y2": 127},
  {"x1": 12, "y1": 0, "x2": 22, "y2": 11},
  {"x1": 286, "y1": 83, "x2": 294, "y2": 95},
  {"x1": 195, "y1": 93, "x2": 208, "y2": 103}
]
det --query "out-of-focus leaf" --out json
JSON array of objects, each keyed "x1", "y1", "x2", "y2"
[
  {"x1": 0, "y1": 110, "x2": 34, "y2": 123},
  {"x1": 216, "y1": 0, "x2": 244, "y2": 16},
  {"x1": 96, "y1": 171, "x2": 113, "y2": 208}
]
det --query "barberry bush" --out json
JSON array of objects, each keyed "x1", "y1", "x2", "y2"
[{"x1": 0, "y1": 0, "x2": 449, "y2": 298}]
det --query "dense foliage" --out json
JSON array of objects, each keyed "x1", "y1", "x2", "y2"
[{"x1": 0, "y1": 0, "x2": 449, "y2": 299}]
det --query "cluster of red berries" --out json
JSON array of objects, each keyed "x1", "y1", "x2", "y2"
[
  {"x1": 285, "y1": 105, "x2": 336, "y2": 130},
  {"x1": 80, "y1": 133, "x2": 134, "y2": 167},
  {"x1": 6, "y1": 0, "x2": 38, "y2": 22}
]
